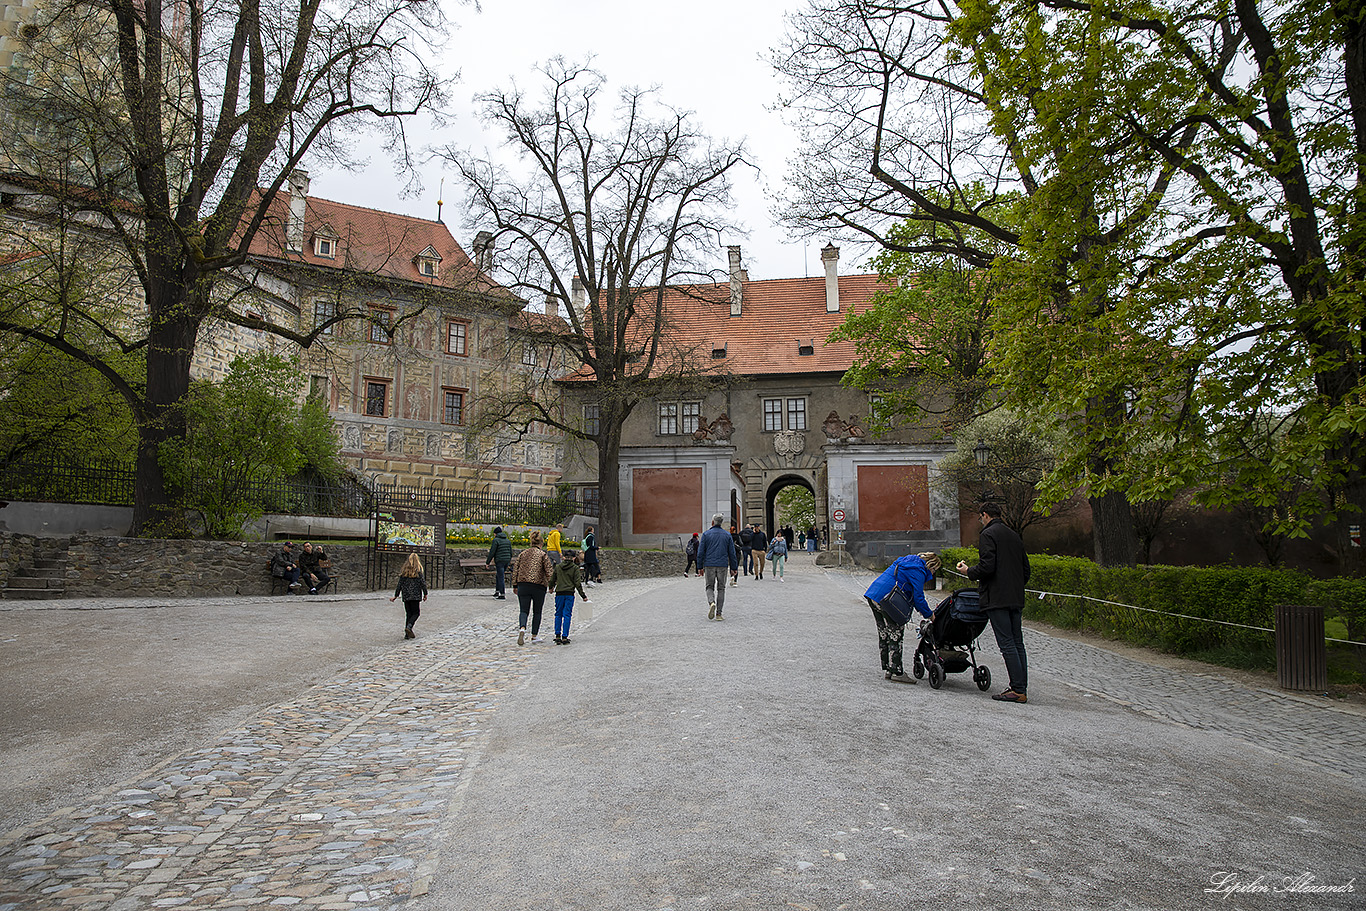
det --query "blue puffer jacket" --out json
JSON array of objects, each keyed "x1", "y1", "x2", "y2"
[{"x1": 863, "y1": 555, "x2": 932, "y2": 618}]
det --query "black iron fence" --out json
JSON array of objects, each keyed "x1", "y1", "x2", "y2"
[{"x1": 0, "y1": 455, "x2": 596, "y2": 524}]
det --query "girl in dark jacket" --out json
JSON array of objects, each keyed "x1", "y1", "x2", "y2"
[{"x1": 389, "y1": 553, "x2": 428, "y2": 639}]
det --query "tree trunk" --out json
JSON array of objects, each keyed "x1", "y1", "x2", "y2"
[
  {"x1": 596, "y1": 417, "x2": 624, "y2": 547},
  {"x1": 1090, "y1": 490, "x2": 1137, "y2": 568},
  {"x1": 129, "y1": 281, "x2": 198, "y2": 536}
]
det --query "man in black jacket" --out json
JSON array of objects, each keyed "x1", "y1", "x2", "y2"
[
  {"x1": 739, "y1": 524, "x2": 754, "y2": 576},
  {"x1": 958, "y1": 502, "x2": 1032, "y2": 703}
]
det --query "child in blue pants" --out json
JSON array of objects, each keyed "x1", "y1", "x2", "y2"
[{"x1": 552, "y1": 553, "x2": 590, "y2": 644}]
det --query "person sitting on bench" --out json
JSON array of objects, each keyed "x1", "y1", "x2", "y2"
[
  {"x1": 299, "y1": 541, "x2": 330, "y2": 594},
  {"x1": 271, "y1": 542, "x2": 302, "y2": 593}
]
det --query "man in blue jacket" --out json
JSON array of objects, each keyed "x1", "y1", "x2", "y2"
[
  {"x1": 958, "y1": 502, "x2": 1031, "y2": 703},
  {"x1": 696, "y1": 513, "x2": 738, "y2": 621}
]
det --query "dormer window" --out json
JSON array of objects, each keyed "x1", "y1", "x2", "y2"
[
  {"x1": 310, "y1": 223, "x2": 339, "y2": 259},
  {"x1": 711, "y1": 341, "x2": 727, "y2": 359},
  {"x1": 798, "y1": 339, "x2": 815, "y2": 356},
  {"x1": 414, "y1": 245, "x2": 442, "y2": 279}
]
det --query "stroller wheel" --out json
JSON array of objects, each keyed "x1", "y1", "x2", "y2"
[
  {"x1": 974, "y1": 666, "x2": 992, "y2": 691},
  {"x1": 912, "y1": 656, "x2": 924, "y2": 679},
  {"x1": 928, "y1": 662, "x2": 945, "y2": 689}
]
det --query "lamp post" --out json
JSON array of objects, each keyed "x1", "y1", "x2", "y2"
[{"x1": 973, "y1": 439, "x2": 992, "y2": 469}]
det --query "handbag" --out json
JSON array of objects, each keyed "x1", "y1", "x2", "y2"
[{"x1": 877, "y1": 586, "x2": 917, "y2": 626}]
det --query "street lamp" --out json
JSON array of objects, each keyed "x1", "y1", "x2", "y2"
[{"x1": 973, "y1": 439, "x2": 992, "y2": 469}]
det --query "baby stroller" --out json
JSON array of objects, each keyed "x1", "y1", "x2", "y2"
[{"x1": 912, "y1": 588, "x2": 992, "y2": 691}]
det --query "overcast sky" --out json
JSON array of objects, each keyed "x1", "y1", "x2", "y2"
[{"x1": 312, "y1": 0, "x2": 867, "y2": 282}]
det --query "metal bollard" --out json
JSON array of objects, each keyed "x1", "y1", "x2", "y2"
[{"x1": 1275, "y1": 604, "x2": 1327, "y2": 691}]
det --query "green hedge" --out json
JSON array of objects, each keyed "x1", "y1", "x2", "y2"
[{"x1": 940, "y1": 550, "x2": 1366, "y2": 684}]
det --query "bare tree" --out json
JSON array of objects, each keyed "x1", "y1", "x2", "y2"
[
  {"x1": 0, "y1": 0, "x2": 448, "y2": 534},
  {"x1": 440, "y1": 60, "x2": 747, "y2": 544}
]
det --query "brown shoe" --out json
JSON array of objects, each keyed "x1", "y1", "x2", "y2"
[
  {"x1": 517, "y1": 628, "x2": 525, "y2": 646},
  {"x1": 404, "y1": 627, "x2": 415, "y2": 639},
  {"x1": 992, "y1": 688, "x2": 1027, "y2": 703}
]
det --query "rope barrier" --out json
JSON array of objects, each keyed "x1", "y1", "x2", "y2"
[{"x1": 942, "y1": 570, "x2": 1366, "y2": 647}]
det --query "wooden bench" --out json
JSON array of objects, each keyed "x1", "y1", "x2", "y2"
[
  {"x1": 458, "y1": 558, "x2": 497, "y2": 588},
  {"x1": 268, "y1": 562, "x2": 338, "y2": 595}
]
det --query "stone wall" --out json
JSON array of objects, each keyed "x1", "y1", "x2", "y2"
[{"x1": 0, "y1": 533, "x2": 683, "y2": 598}]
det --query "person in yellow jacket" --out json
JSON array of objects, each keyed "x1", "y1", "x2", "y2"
[{"x1": 546, "y1": 523, "x2": 564, "y2": 565}]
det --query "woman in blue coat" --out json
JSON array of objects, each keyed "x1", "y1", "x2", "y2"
[{"x1": 863, "y1": 553, "x2": 941, "y2": 682}]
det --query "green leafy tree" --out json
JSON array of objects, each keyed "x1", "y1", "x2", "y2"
[
  {"x1": 160, "y1": 353, "x2": 338, "y2": 538},
  {"x1": 774, "y1": 485, "x2": 817, "y2": 533},
  {"x1": 0, "y1": 0, "x2": 447, "y2": 535},
  {"x1": 935, "y1": 411, "x2": 1055, "y2": 536}
]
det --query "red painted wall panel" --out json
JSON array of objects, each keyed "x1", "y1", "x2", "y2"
[
  {"x1": 632, "y1": 467, "x2": 703, "y2": 535},
  {"x1": 857, "y1": 465, "x2": 930, "y2": 531}
]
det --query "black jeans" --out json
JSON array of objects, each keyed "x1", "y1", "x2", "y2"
[
  {"x1": 987, "y1": 606, "x2": 1028, "y2": 692},
  {"x1": 404, "y1": 600, "x2": 421, "y2": 629},
  {"x1": 517, "y1": 583, "x2": 548, "y2": 636}
]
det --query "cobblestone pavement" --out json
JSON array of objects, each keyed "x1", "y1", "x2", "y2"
[
  {"x1": 0, "y1": 580, "x2": 659, "y2": 911},
  {"x1": 2, "y1": 562, "x2": 1362, "y2": 910}
]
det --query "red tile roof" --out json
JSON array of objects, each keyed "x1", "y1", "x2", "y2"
[
  {"x1": 245, "y1": 193, "x2": 521, "y2": 301},
  {"x1": 671, "y1": 273, "x2": 888, "y2": 375},
  {"x1": 553, "y1": 271, "x2": 889, "y2": 382}
]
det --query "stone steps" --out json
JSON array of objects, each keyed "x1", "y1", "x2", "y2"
[{"x1": 3, "y1": 548, "x2": 69, "y2": 599}]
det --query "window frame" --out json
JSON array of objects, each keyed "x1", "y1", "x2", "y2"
[
  {"x1": 364, "y1": 377, "x2": 390, "y2": 417},
  {"x1": 658, "y1": 402, "x2": 678, "y2": 436},
  {"x1": 787, "y1": 397, "x2": 807, "y2": 431},
  {"x1": 368, "y1": 306, "x2": 393, "y2": 345},
  {"x1": 446, "y1": 320, "x2": 469, "y2": 357},
  {"x1": 680, "y1": 401, "x2": 701, "y2": 435},
  {"x1": 313, "y1": 298, "x2": 336, "y2": 336},
  {"x1": 763, "y1": 398, "x2": 783, "y2": 432},
  {"x1": 314, "y1": 236, "x2": 336, "y2": 258},
  {"x1": 584, "y1": 404, "x2": 600, "y2": 436},
  {"x1": 521, "y1": 344, "x2": 537, "y2": 366},
  {"x1": 441, "y1": 386, "x2": 466, "y2": 426}
]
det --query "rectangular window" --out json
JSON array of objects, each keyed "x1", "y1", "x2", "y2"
[
  {"x1": 583, "y1": 486, "x2": 601, "y2": 517},
  {"x1": 763, "y1": 398, "x2": 783, "y2": 432},
  {"x1": 522, "y1": 345, "x2": 536, "y2": 366},
  {"x1": 787, "y1": 398, "x2": 807, "y2": 431},
  {"x1": 442, "y1": 388, "x2": 465, "y2": 425},
  {"x1": 658, "y1": 402, "x2": 678, "y2": 435},
  {"x1": 365, "y1": 379, "x2": 389, "y2": 417},
  {"x1": 584, "y1": 404, "x2": 600, "y2": 436},
  {"x1": 369, "y1": 307, "x2": 392, "y2": 344},
  {"x1": 681, "y1": 402, "x2": 701, "y2": 435},
  {"x1": 447, "y1": 321, "x2": 468, "y2": 356},
  {"x1": 313, "y1": 299, "x2": 336, "y2": 335},
  {"x1": 309, "y1": 375, "x2": 328, "y2": 402},
  {"x1": 315, "y1": 237, "x2": 335, "y2": 258}
]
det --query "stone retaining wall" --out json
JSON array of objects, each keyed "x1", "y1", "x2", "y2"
[{"x1": 0, "y1": 533, "x2": 684, "y2": 598}]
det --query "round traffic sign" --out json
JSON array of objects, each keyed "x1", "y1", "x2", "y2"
[{"x1": 832, "y1": 508, "x2": 845, "y2": 522}]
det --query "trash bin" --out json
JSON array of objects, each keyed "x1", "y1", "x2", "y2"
[{"x1": 1275, "y1": 604, "x2": 1327, "y2": 691}]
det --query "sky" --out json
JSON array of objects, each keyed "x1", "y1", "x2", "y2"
[{"x1": 310, "y1": 0, "x2": 868, "y2": 283}]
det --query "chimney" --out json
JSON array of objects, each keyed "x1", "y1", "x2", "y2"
[
  {"x1": 571, "y1": 275, "x2": 586, "y2": 318},
  {"x1": 285, "y1": 170, "x2": 310, "y2": 253},
  {"x1": 822, "y1": 243, "x2": 840, "y2": 313},
  {"x1": 472, "y1": 230, "x2": 494, "y2": 272},
  {"x1": 544, "y1": 293, "x2": 557, "y2": 317},
  {"x1": 728, "y1": 245, "x2": 743, "y2": 317}
]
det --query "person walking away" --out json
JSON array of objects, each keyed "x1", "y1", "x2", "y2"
[
  {"x1": 783, "y1": 525, "x2": 795, "y2": 549},
  {"x1": 750, "y1": 526, "x2": 768, "y2": 580},
  {"x1": 552, "y1": 553, "x2": 591, "y2": 644},
  {"x1": 738, "y1": 524, "x2": 754, "y2": 576},
  {"x1": 863, "y1": 552, "x2": 940, "y2": 682},
  {"x1": 582, "y1": 525, "x2": 602, "y2": 584},
  {"x1": 799, "y1": 529, "x2": 807, "y2": 551},
  {"x1": 271, "y1": 542, "x2": 303, "y2": 593},
  {"x1": 696, "y1": 514, "x2": 738, "y2": 620},
  {"x1": 684, "y1": 532, "x2": 700, "y2": 576},
  {"x1": 958, "y1": 502, "x2": 1031, "y2": 703},
  {"x1": 298, "y1": 542, "x2": 330, "y2": 594},
  {"x1": 510, "y1": 531, "x2": 555, "y2": 645},
  {"x1": 807, "y1": 525, "x2": 819, "y2": 552},
  {"x1": 546, "y1": 523, "x2": 564, "y2": 566},
  {"x1": 729, "y1": 525, "x2": 742, "y2": 586},
  {"x1": 389, "y1": 553, "x2": 428, "y2": 639},
  {"x1": 767, "y1": 533, "x2": 789, "y2": 582},
  {"x1": 485, "y1": 526, "x2": 513, "y2": 599}
]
